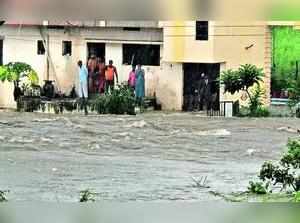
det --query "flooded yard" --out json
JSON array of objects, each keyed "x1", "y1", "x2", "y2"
[{"x1": 0, "y1": 111, "x2": 299, "y2": 202}]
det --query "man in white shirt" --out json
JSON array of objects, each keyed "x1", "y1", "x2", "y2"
[
  {"x1": 77, "y1": 60, "x2": 88, "y2": 115},
  {"x1": 78, "y1": 60, "x2": 88, "y2": 99}
]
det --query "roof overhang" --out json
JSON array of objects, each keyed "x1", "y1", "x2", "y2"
[{"x1": 85, "y1": 38, "x2": 163, "y2": 45}]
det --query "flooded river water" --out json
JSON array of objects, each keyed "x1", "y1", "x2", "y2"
[{"x1": 0, "y1": 111, "x2": 299, "y2": 202}]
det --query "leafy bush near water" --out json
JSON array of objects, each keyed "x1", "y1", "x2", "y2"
[
  {"x1": 90, "y1": 84, "x2": 135, "y2": 115},
  {"x1": 249, "y1": 139, "x2": 300, "y2": 195}
]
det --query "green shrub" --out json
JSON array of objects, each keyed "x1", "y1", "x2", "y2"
[
  {"x1": 281, "y1": 140, "x2": 300, "y2": 169},
  {"x1": 90, "y1": 84, "x2": 135, "y2": 115},
  {"x1": 250, "y1": 107, "x2": 270, "y2": 117},
  {"x1": 292, "y1": 191, "x2": 300, "y2": 202},
  {"x1": 255, "y1": 139, "x2": 300, "y2": 192},
  {"x1": 248, "y1": 181, "x2": 269, "y2": 195}
]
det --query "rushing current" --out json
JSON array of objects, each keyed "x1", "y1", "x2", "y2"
[{"x1": 0, "y1": 111, "x2": 299, "y2": 202}]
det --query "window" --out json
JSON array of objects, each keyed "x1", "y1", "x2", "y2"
[
  {"x1": 123, "y1": 27, "x2": 141, "y2": 32},
  {"x1": 37, "y1": 40, "x2": 45, "y2": 55},
  {"x1": 196, "y1": 21, "x2": 209, "y2": 41},
  {"x1": 62, "y1": 41, "x2": 72, "y2": 56},
  {"x1": 122, "y1": 44, "x2": 160, "y2": 66}
]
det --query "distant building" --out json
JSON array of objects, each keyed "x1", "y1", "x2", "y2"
[{"x1": 0, "y1": 21, "x2": 298, "y2": 111}]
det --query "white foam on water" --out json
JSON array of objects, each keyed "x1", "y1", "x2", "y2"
[
  {"x1": 125, "y1": 120, "x2": 147, "y2": 128},
  {"x1": 33, "y1": 118, "x2": 58, "y2": 123},
  {"x1": 8, "y1": 137, "x2": 35, "y2": 143},
  {"x1": 277, "y1": 126, "x2": 298, "y2": 133},
  {"x1": 118, "y1": 132, "x2": 133, "y2": 137},
  {"x1": 246, "y1": 149, "x2": 256, "y2": 156},
  {"x1": 41, "y1": 137, "x2": 52, "y2": 143},
  {"x1": 195, "y1": 129, "x2": 231, "y2": 136}
]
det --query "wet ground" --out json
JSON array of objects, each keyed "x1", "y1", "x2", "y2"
[{"x1": 0, "y1": 111, "x2": 299, "y2": 202}]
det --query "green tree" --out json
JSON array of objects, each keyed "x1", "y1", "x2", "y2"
[
  {"x1": 0, "y1": 62, "x2": 39, "y2": 87},
  {"x1": 220, "y1": 64, "x2": 265, "y2": 113}
]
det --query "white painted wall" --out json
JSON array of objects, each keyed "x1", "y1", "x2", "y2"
[{"x1": 0, "y1": 25, "x2": 184, "y2": 111}]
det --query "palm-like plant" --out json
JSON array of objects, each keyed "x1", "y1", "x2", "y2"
[{"x1": 220, "y1": 64, "x2": 264, "y2": 104}]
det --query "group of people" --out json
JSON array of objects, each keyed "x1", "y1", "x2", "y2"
[{"x1": 77, "y1": 55, "x2": 145, "y2": 104}]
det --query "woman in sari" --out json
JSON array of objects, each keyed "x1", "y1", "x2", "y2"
[{"x1": 135, "y1": 64, "x2": 145, "y2": 106}]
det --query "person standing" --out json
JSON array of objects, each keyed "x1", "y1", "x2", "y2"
[
  {"x1": 77, "y1": 60, "x2": 89, "y2": 115},
  {"x1": 128, "y1": 65, "x2": 136, "y2": 92},
  {"x1": 135, "y1": 64, "x2": 145, "y2": 106},
  {"x1": 97, "y1": 57, "x2": 106, "y2": 94},
  {"x1": 200, "y1": 75, "x2": 211, "y2": 110},
  {"x1": 87, "y1": 55, "x2": 97, "y2": 93},
  {"x1": 105, "y1": 60, "x2": 118, "y2": 93}
]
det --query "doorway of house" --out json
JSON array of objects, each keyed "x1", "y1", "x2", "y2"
[
  {"x1": 0, "y1": 39, "x2": 3, "y2": 65},
  {"x1": 183, "y1": 63, "x2": 220, "y2": 111},
  {"x1": 87, "y1": 42, "x2": 105, "y2": 62}
]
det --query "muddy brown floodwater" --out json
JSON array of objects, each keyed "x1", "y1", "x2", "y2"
[{"x1": 0, "y1": 111, "x2": 299, "y2": 202}]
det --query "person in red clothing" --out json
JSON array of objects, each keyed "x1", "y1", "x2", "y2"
[
  {"x1": 105, "y1": 60, "x2": 118, "y2": 93},
  {"x1": 87, "y1": 55, "x2": 97, "y2": 93},
  {"x1": 128, "y1": 65, "x2": 136, "y2": 91},
  {"x1": 97, "y1": 57, "x2": 106, "y2": 94}
]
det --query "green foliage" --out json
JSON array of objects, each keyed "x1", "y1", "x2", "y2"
[
  {"x1": 272, "y1": 27, "x2": 300, "y2": 96},
  {"x1": 257, "y1": 139, "x2": 300, "y2": 192},
  {"x1": 0, "y1": 62, "x2": 38, "y2": 84},
  {"x1": 238, "y1": 64, "x2": 264, "y2": 90},
  {"x1": 249, "y1": 85, "x2": 264, "y2": 113},
  {"x1": 220, "y1": 64, "x2": 264, "y2": 95},
  {"x1": 220, "y1": 69, "x2": 241, "y2": 94},
  {"x1": 287, "y1": 78, "x2": 300, "y2": 117},
  {"x1": 249, "y1": 107, "x2": 270, "y2": 118},
  {"x1": 90, "y1": 84, "x2": 135, "y2": 115},
  {"x1": 248, "y1": 181, "x2": 269, "y2": 195},
  {"x1": 220, "y1": 64, "x2": 266, "y2": 117},
  {"x1": 272, "y1": 27, "x2": 300, "y2": 82},
  {"x1": 281, "y1": 139, "x2": 300, "y2": 169},
  {"x1": 79, "y1": 189, "x2": 96, "y2": 202},
  {"x1": 292, "y1": 191, "x2": 300, "y2": 202}
]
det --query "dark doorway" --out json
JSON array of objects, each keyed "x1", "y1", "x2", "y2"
[
  {"x1": 183, "y1": 63, "x2": 220, "y2": 111},
  {"x1": 0, "y1": 39, "x2": 3, "y2": 66},
  {"x1": 87, "y1": 42, "x2": 105, "y2": 62}
]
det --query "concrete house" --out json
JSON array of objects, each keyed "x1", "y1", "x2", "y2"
[{"x1": 0, "y1": 21, "x2": 298, "y2": 111}]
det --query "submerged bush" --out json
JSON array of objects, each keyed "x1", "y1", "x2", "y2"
[
  {"x1": 248, "y1": 181, "x2": 269, "y2": 195},
  {"x1": 0, "y1": 190, "x2": 8, "y2": 202},
  {"x1": 79, "y1": 189, "x2": 96, "y2": 203},
  {"x1": 253, "y1": 139, "x2": 300, "y2": 193}
]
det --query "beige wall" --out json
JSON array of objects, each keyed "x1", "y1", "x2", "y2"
[
  {"x1": 162, "y1": 21, "x2": 271, "y2": 106},
  {"x1": 0, "y1": 22, "x2": 274, "y2": 111},
  {"x1": 0, "y1": 25, "x2": 184, "y2": 110}
]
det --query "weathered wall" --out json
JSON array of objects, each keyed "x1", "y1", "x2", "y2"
[
  {"x1": 162, "y1": 21, "x2": 271, "y2": 106},
  {"x1": 0, "y1": 22, "x2": 274, "y2": 110},
  {"x1": 0, "y1": 25, "x2": 169, "y2": 109}
]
